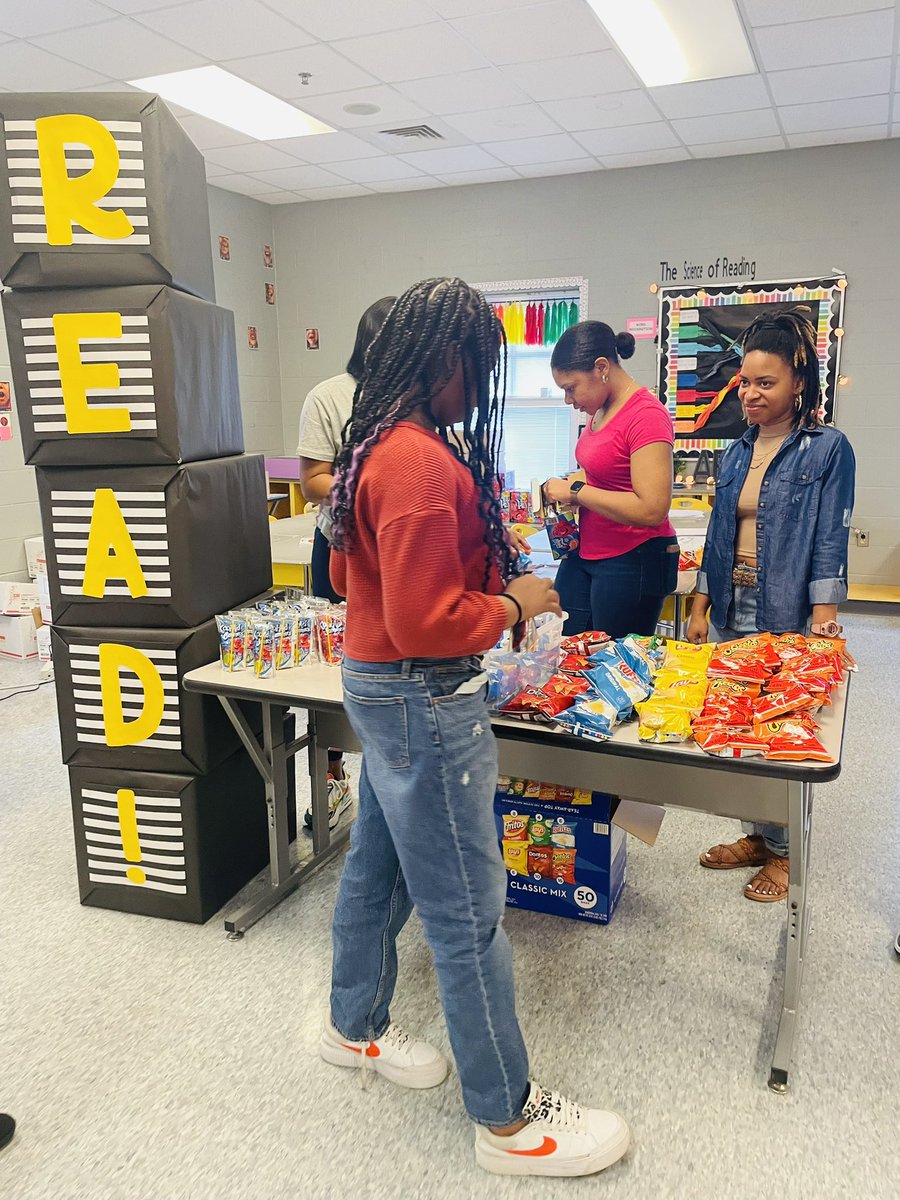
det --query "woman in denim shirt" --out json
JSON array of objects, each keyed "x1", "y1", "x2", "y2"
[{"x1": 687, "y1": 311, "x2": 855, "y2": 902}]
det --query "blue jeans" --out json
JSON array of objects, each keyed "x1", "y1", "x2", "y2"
[
  {"x1": 311, "y1": 526, "x2": 343, "y2": 604},
  {"x1": 556, "y1": 536, "x2": 680, "y2": 640},
  {"x1": 709, "y1": 586, "x2": 789, "y2": 858},
  {"x1": 330, "y1": 655, "x2": 530, "y2": 1126}
]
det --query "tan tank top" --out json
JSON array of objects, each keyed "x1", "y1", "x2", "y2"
[{"x1": 735, "y1": 434, "x2": 788, "y2": 565}]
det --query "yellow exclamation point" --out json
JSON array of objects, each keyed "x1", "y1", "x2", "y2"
[{"x1": 116, "y1": 788, "x2": 146, "y2": 885}]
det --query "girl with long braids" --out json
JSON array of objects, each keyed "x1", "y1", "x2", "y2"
[
  {"x1": 319, "y1": 278, "x2": 630, "y2": 1178},
  {"x1": 687, "y1": 309, "x2": 856, "y2": 902}
]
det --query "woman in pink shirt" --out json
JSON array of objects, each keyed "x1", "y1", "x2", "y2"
[{"x1": 543, "y1": 322, "x2": 678, "y2": 639}]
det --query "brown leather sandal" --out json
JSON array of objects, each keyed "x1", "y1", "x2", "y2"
[
  {"x1": 699, "y1": 835, "x2": 769, "y2": 870},
  {"x1": 744, "y1": 856, "x2": 790, "y2": 902}
]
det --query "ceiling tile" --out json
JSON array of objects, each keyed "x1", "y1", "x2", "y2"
[
  {"x1": 671, "y1": 108, "x2": 779, "y2": 146},
  {"x1": 398, "y1": 145, "x2": 503, "y2": 174},
  {"x1": 0, "y1": 39, "x2": 112, "y2": 88},
  {"x1": 482, "y1": 132, "x2": 588, "y2": 166},
  {"x1": 502, "y1": 50, "x2": 638, "y2": 103},
  {"x1": 224, "y1": 44, "x2": 377, "y2": 100},
  {"x1": 651, "y1": 74, "x2": 771, "y2": 121},
  {"x1": 689, "y1": 136, "x2": 786, "y2": 159},
  {"x1": 515, "y1": 158, "x2": 601, "y2": 178},
  {"x1": 269, "y1": 131, "x2": 384, "y2": 163},
  {"x1": 33, "y1": 17, "x2": 206, "y2": 77},
  {"x1": 435, "y1": 166, "x2": 521, "y2": 185},
  {"x1": 178, "y1": 113, "x2": 255, "y2": 150},
  {"x1": 99, "y1": 0, "x2": 200, "y2": 11},
  {"x1": 204, "y1": 160, "x2": 232, "y2": 178},
  {"x1": 769, "y1": 59, "x2": 893, "y2": 107},
  {"x1": 255, "y1": 191, "x2": 306, "y2": 205},
  {"x1": 778, "y1": 95, "x2": 891, "y2": 135},
  {"x1": 600, "y1": 148, "x2": 692, "y2": 169},
  {"x1": 451, "y1": 1, "x2": 610, "y2": 66},
  {"x1": 298, "y1": 86, "x2": 429, "y2": 129},
  {"x1": 787, "y1": 125, "x2": 889, "y2": 149},
  {"x1": 365, "y1": 176, "x2": 445, "y2": 192},
  {"x1": 264, "y1": 0, "x2": 435, "y2": 41},
  {"x1": 297, "y1": 183, "x2": 375, "y2": 199},
  {"x1": 248, "y1": 164, "x2": 350, "y2": 189},
  {"x1": 574, "y1": 122, "x2": 682, "y2": 157},
  {"x1": 397, "y1": 68, "x2": 528, "y2": 115},
  {"x1": 136, "y1": 0, "x2": 312, "y2": 59},
  {"x1": 0, "y1": 0, "x2": 111, "y2": 37},
  {"x1": 754, "y1": 11, "x2": 894, "y2": 72},
  {"x1": 543, "y1": 90, "x2": 661, "y2": 133},
  {"x1": 443, "y1": 104, "x2": 561, "y2": 142},
  {"x1": 204, "y1": 143, "x2": 304, "y2": 172},
  {"x1": 334, "y1": 23, "x2": 488, "y2": 83},
  {"x1": 430, "y1": 0, "x2": 550, "y2": 15},
  {"x1": 211, "y1": 173, "x2": 282, "y2": 196},
  {"x1": 326, "y1": 156, "x2": 426, "y2": 182},
  {"x1": 741, "y1": 0, "x2": 893, "y2": 27}
]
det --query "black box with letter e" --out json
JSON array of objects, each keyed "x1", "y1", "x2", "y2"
[
  {"x1": 2, "y1": 285, "x2": 243, "y2": 466},
  {"x1": 68, "y1": 752, "x2": 297, "y2": 924},
  {"x1": 36, "y1": 455, "x2": 272, "y2": 627},
  {"x1": 0, "y1": 93, "x2": 214, "y2": 299},
  {"x1": 51, "y1": 622, "x2": 263, "y2": 774}
]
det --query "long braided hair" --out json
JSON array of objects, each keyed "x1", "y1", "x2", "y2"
[
  {"x1": 330, "y1": 277, "x2": 514, "y2": 586},
  {"x1": 741, "y1": 308, "x2": 822, "y2": 429}
]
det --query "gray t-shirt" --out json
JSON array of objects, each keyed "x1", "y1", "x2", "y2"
[{"x1": 296, "y1": 372, "x2": 355, "y2": 541}]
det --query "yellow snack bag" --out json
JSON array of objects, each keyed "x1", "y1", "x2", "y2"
[
  {"x1": 635, "y1": 697, "x2": 694, "y2": 743},
  {"x1": 503, "y1": 840, "x2": 530, "y2": 873},
  {"x1": 662, "y1": 640, "x2": 714, "y2": 678}
]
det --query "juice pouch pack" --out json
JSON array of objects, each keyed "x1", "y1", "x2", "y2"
[{"x1": 216, "y1": 614, "x2": 246, "y2": 672}]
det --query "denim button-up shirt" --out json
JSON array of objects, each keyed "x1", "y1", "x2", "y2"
[{"x1": 696, "y1": 424, "x2": 856, "y2": 634}]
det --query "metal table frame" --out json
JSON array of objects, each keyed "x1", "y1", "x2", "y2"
[{"x1": 183, "y1": 663, "x2": 848, "y2": 1094}]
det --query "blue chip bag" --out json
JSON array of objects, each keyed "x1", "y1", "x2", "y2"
[{"x1": 580, "y1": 663, "x2": 636, "y2": 721}]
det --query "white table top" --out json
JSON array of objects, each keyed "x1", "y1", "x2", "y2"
[
  {"x1": 183, "y1": 658, "x2": 849, "y2": 783},
  {"x1": 270, "y1": 513, "x2": 317, "y2": 565}
]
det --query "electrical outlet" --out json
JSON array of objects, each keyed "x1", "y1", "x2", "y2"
[{"x1": 855, "y1": 529, "x2": 870, "y2": 547}]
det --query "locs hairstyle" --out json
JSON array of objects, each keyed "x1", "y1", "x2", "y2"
[
  {"x1": 740, "y1": 307, "x2": 822, "y2": 429},
  {"x1": 330, "y1": 277, "x2": 513, "y2": 586}
]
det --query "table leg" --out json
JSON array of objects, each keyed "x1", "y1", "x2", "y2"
[
  {"x1": 769, "y1": 778, "x2": 813, "y2": 1093},
  {"x1": 308, "y1": 708, "x2": 333, "y2": 855}
]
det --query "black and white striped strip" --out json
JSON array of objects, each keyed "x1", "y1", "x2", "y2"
[
  {"x1": 79, "y1": 786, "x2": 187, "y2": 895},
  {"x1": 68, "y1": 643, "x2": 182, "y2": 751},
  {"x1": 50, "y1": 488, "x2": 172, "y2": 598},
  {"x1": 4, "y1": 119, "x2": 150, "y2": 246},
  {"x1": 22, "y1": 315, "x2": 157, "y2": 434}
]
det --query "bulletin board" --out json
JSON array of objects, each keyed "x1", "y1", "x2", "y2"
[{"x1": 657, "y1": 276, "x2": 847, "y2": 445}]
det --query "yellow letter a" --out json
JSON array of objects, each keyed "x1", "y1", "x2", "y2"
[
  {"x1": 82, "y1": 489, "x2": 149, "y2": 599},
  {"x1": 99, "y1": 644, "x2": 165, "y2": 748},
  {"x1": 35, "y1": 114, "x2": 134, "y2": 246}
]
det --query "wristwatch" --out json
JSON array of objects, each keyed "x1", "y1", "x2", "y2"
[
  {"x1": 810, "y1": 621, "x2": 842, "y2": 637},
  {"x1": 569, "y1": 480, "x2": 586, "y2": 502}
]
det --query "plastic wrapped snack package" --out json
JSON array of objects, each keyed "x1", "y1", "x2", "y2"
[
  {"x1": 635, "y1": 696, "x2": 694, "y2": 743},
  {"x1": 316, "y1": 606, "x2": 346, "y2": 665},
  {"x1": 555, "y1": 696, "x2": 620, "y2": 742},
  {"x1": 561, "y1": 631, "x2": 610, "y2": 657},
  {"x1": 662, "y1": 640, "x2": 714, "y2": 678},
  {"x1": 293, "y1": 611, "x2": 316, "y2": 666},
  {"x1": 216, "y1": 614, "x2": 247, "y2": 672},
  {"x1": 503, "y1": 840, "x2": 529, "y2": 873},
  {"x1": 694, "y1": 727, "x2": 769, "y2": 759},
  {"x1": 251, "y1": 619, "x2": 276, "y2": 679},
  {"x1": 581, "y1": 664, "x2": 638, "y2": 722}
]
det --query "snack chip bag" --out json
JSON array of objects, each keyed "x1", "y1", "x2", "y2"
[
  {"x1": 753, "y1": 715, "x2": 820, "y2": 740},
  {"x1": 502, "y1": 813, "x2": 529, "y2": 842},
  {"x1": 695, "y1": 727, "x2": 768, "y2": 758},
  {"x1": 503, "y1": 840, "x2": 530, "y2": 873},
  {"x1": 556, "y1": 695, "x2": 620, "y2": 741},
  {"x1": 663, "y1": 640, "x2": 714, "y2": 676},
  {"x1": 561, "y1": 631, "x2": 610, "y2": 657},
  {"x1": 552, "y1": 847, "x2": 577, "y2": 885},
  {"x1": 706, "y1": 676, "x2": 761, "y2": 700},
  {"x1": 707, "y1": 652, "x2": 770, "y2": 684},
  {"x1": 763, "y1": 726, "x2": 833, "y2": 762},
  {"x1": 544, "y1": 673, "x2": 591, "y2": 701},
  {"x1": 652, "y1": 673, "x2": 709, "y2": 710},
  {"x1": 496, "y1": 775, "x2": 511, "y2": 794},
  {"x1": 216, "y1": 614, "x2": 246, "y2": 672},
  {"x1": 527, "y1": 816, "x2": 554, "y2": 846},
  {"x1": 524, "y1": 780, "x2": 541, "y2": 799},
  {"x1": 558, "y1": 653, "x2": 592, "y2": 674},
  {"x1": 719, "y1": 634, "x2": 781, "y2": 670},
  {"x1": 754, "y1": 684, "x2": 817, "y2": 722},
  {"x1": 500, "y1": 688, "x2": 554, "y2": 719},
  {"x1": 550, "y1": 820, "x2": 576, "y2": 848},
  {"x1": 635, "y1": 698, "x2": 694, "y2": 743},
  {"x1": 616, "y1": 635, "x2": 659, "y2": 687},
  {"x1": 527, "y1": 845, "x2": 554, "y2": 878},
  {"x1": 543, "y1": 502, "x2": 580, "y2": 559},
  {"x1": 581, "y1": 664, "x2": 635, "y2": 721},
  {"x1": 510, "y1": 778, "x2": 526, "y2": 796}
]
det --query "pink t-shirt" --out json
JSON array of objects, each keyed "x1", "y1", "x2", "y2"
[{"x1": 576, "y1": 387, "x2": 675, "y2": 560}]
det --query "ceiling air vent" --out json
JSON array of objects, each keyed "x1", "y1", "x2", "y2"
[{"x1": 379, "y1": 124, "x2": 443, "y2": 140}]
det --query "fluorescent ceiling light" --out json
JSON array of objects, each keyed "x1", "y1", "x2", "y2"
[
  {"x1": 588, "y1": 0, "x2": 756, "y2": 88},
  {"x1": 129, "y1": 66, "x2": 334, "y2": 140}
]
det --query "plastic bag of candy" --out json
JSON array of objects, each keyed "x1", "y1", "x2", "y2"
[{"x1": 216, "y1": 614, "x2": 247, "y2": 672}]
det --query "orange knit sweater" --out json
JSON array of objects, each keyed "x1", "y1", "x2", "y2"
[{"x1": 330, "y1": 422, "x2": 508, "y2": 661}]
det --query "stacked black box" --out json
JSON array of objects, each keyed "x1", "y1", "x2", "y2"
[{"x1": 0, "y1": 93, "x2": 279, "y2": 922}]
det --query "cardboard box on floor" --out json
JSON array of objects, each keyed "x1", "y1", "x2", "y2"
[
  {"x1": 0, "y1": 612, "x2": 37, "y2": 659},
  {"x1": 0, "y1": 580, "x2": 39, "y2": 616}
]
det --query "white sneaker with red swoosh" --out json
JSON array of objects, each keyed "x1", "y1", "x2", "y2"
[
  {"x1": 319, "y1": 1017, "x2": 449, "y2": 1089},
  {"x1": 475, "y1": 1082, "x2": 630, "y2": 1177}
]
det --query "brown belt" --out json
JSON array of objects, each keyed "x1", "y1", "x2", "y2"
[{"x1": 732, "y1": 562, "x2": 758, "y2": 588}]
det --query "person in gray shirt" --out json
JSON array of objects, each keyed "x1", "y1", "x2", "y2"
[{"x1": 296, "y1": 296, "x2": 395, "y2": 829}]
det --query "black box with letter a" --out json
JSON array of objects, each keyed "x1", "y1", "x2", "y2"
[
  {"x1": 2, "y1": 285, "x2": 245, "y2": 467},
  {"x1": 0, "y1": 93, "x2": 214, "y2": 299},
  {"x1": 69, "y1": 754, "x2": 297, "y2": 924},
  {"x1": 36, "y1": 456, "x2": 272, "y2": 628}
]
